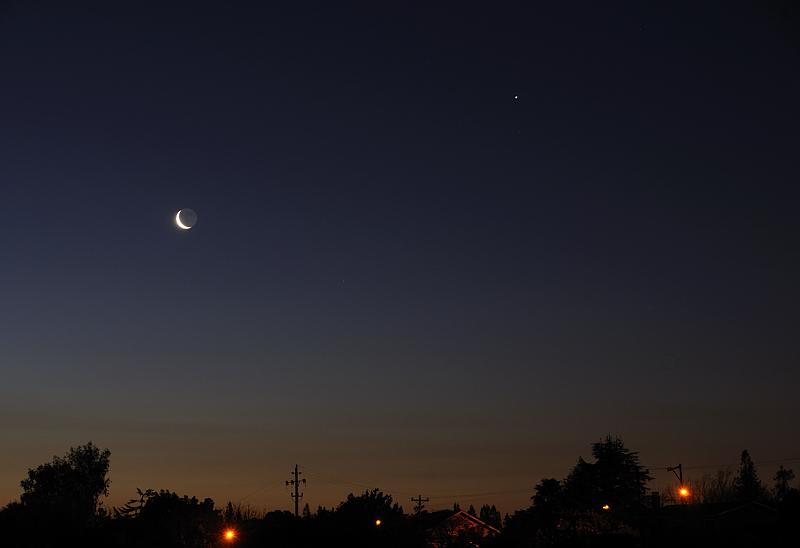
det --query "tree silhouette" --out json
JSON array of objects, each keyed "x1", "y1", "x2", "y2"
[
  {"x1": 693, "y1": 468, "x2": 736, "y2": 504},
  {"x1": 323, "y1": 489, "x2": 408, "y2": 547},
  {"x1": 20, "y1": 442, "x2": 110, "y2": 526},
  {"x1": 479, "y1": 504, "x2": 502, "y2": 529},
  {"x1": 662, "y1": 468, "x2": 736, "y2": 505},
  {"x1": 773, "y1": 465, "x2": 795, "y2": 503},
  {"x1": 530, "y1": 477, "x2": 563, "y2": 533},
  {"x1": 733, "y1": 450, "x2": 766, "y2": 502},
  {"x1": 0, "y1": 442, "x2": 112, "y2": 546},
  {"x1": 532, "y1": 478, "x2": 562, "y2": 509},
  {"x1": 131, "y1": 490, "x2": 221, "y2": 548},
  {"x1": 336, "y1": 488, "x2": 403, "y2": 525},
  {"x1": 561, "y1": 435, "x2": 650, "y2": 526}
]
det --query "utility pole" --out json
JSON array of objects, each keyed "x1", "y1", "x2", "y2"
[
  {"x1": 411, "y1": 495, "x2": 429, "y2": 533},
  {"x1": 286, "y1": 464, "x2": 306, "y2": 517},
  {"x1": 667, "y1": 464, "x2": 683, "y2": 485}
]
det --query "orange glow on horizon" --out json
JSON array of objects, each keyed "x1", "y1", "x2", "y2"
[{"x1": 680, "y1": 487, "x2": 689, "y2": 497}]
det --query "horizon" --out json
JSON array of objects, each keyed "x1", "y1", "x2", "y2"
[{"x1": 7, "y1": 438, "x2": 798, "y2": 518}]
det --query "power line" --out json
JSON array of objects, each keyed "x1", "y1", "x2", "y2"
[
  {"x1": 425, "y1": 487, "x2": 541, "y2": 499},
  {"x1": 300, "y1": 466, "x2": 379, "y2": 493},
  {"x1": 236, "y1": 469, "x2": 293, "y2": 503},
  {"x1": 650, "y1": 456, "x2": 800, "y2": 472},
  {"x1": 299, "y1": 464, "x2": 538, "y2": 500}
]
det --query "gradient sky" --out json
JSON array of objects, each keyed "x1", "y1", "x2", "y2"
[{"x1": 2, "y1": 1, "x2": 799, "y2": 515}]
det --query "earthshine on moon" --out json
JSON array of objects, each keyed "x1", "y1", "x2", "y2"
[{"x1": 176, "y1": 209, "x2": 197, "y2": 229}]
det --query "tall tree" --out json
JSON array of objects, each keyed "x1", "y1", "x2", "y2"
[
  {"x1": 733, "y1": 450, "x2": 766, "y2": 501},
  {"x1": 561, "y1": 435, "x2": 651, "y2": 525},
  {"x1": 773, "y1": 465, "x2": 795, "y2": 503},
  {"x1": 20, "y1": 441, "x2": 110, "y2": 527}
]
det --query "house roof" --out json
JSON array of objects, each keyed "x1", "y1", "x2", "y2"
[{"x1": 436, "y1": 511, "x2": 502, "y2": 536}]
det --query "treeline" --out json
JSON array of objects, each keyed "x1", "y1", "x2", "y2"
[
  {"x1": 1, "y1": 438, "x2": 798, "y2": 547},
  {"x1": 658, "y1": 450, "x2": 795, "y2": 505},
  {"x1": 503, "y1": 442, "x2": 799, "y2": 546}
]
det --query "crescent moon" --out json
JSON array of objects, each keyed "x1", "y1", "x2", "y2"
[
  {"x1": 176, "y1": 211, "x2": 190, "y2": 229},
  {"x1": 175, "y1": 208, "x2": 197, "y2": 229}
]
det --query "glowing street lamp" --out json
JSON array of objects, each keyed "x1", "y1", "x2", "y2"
[
  {"x1": 224, "y1": 529, "x2": 236, "y2": 542},
  {"x1": 668, "y1": 464, "x2": 690, "y2": 503}
]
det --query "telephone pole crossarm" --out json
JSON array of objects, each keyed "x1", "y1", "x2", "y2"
[{"x1": 411, "y1": 495, "x2": 429, "y2": 533}]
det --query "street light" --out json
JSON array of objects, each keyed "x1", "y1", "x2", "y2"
[{"x1": 668, "y1": 464, "x2": 690, "y2": 503}]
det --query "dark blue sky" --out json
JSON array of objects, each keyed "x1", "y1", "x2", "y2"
[{"x1": 2, "y1": 1, "x2": 799, "y2": 512}]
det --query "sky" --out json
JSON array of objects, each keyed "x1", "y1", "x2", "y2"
[{"x1": 1, "y1": 1, "x2": 799, "y2": 515}]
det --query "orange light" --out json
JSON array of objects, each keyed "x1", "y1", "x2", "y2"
[
  {"x1": 375, "y1": 519, "x2": 382, "y2": 526},
  {"x1": 679, "y1": 488, "x2": 689, "y2": 497},
  {"x1": 602, "y1": 504, "x2": 610, "y2": 510},
  {"x1": 225, "y1": 529, "x2": 236, "y2": 540}
]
